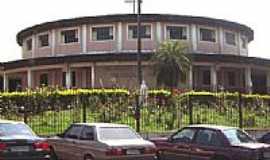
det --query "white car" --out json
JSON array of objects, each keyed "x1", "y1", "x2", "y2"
[{"x1": 48, "y1": 123, "x2": 157, "y2": 160}]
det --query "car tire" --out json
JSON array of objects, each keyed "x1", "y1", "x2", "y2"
[{"x1": 84, "y1": 155, "x2": 94, "y2": 160}]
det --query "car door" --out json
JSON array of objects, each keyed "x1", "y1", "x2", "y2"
[
  {"x1": 55, "y1": 125, "x2": 84, "y2": 160},
  {"x1": 190, "y1": 129, "x2": 226, "y2": 160},
  {"x1": 160, "y1": 128, "x2": 197, "y2": 160},
  {"x1": 76, "y1": 126, "x2": 102, "y2": 159}
]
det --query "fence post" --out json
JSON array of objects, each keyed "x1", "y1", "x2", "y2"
[
  {"x1": 135, "y1": 95, "x2": 141, "y2": 133},
  {"x1": 23, "y1": 106, "x2": 28, "y2": 124},
  {"x1": 188, "y1": 95, "x2": 193, "y2": 125},
  {"x1": 238, "y1": 92, "x2": 243, "y2": 128},
  {"x1": 82, "y1": 96, "x2": 87, "y2": 123}
]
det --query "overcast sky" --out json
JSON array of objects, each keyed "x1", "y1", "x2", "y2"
[{"x1": 0, "y1": 0, "x2": 269, "y2": 62}]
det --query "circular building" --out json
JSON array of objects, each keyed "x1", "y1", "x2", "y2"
[{"x1": 0, "y1": 14, "x2": 269, "y2": 94}]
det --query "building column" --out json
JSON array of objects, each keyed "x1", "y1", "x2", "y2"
[
  {"x1": 51, "y1": 29, "x2": 56, "y2": 56},
  {"x1": 156, "y1": 22, "x2": 162, "y2": 45},
  {"x1": 64, "y1": 65, "x2": 71, "y2": 89},
  {"x1": 267, "y1": 71, "x2": 270, "y2": 94},
  {"x1": 31, "y1": 35, "x2": 36, "y2": 58},
  {"x1": 211, "y1": 65, "x2": 217, "y2": 92},
  {"x1": 188, "y1": 66, "x2": 193, "y2": 90},
  {"x1": 117, "y1": 22, "x2": 123, "y2": 52},
  {"x1": 245, "y1": 67, "x2": 252, "y2": 94},
  {"x1": 91, "y1": 64, "x2": 95, "y2": 88},
  {"x1": 82, "y1": 24, "x2": 87, "y2": 53},
  {"x1": 191, "y1": 24, "x2": 198, "y2": 52},
  {"x1": 218, "y1": 27, "x2": 224, "y2": 54},
  {"x1": 27, "y1": 69, "x2": 32, "y2": 89},
  {"x1": 3, "y1": 72, "x2": 8, "y2": 92}
]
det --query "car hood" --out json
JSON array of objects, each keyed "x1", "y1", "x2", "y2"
[
  {"x1": 100, "y1": 139, "x2": 155, "y2": 147},
  {"x1": 232, "y1": 142, "x2": 270, "y2": 149}
]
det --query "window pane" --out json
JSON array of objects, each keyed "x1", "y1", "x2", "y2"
[
  {"x1": 92, "y1": 27, "x2": 114, "y2": 41},
  {"x1": 38, "y1": 34, "x2": 49, "y2": 47},
  {"x1": 172, "y1": 128, "x2": 196, "y2": 143},
  {"x1": 241, "y1": 37, "x2": 247, "y2": 49},
  {"x1": 128, "y1": 25, "x2": 151, "y2": 39},
  {"x1": 26, "y1": 39, "x2": 32, "y2": 51},
  {"x1": 167, "y1": 26, "x2": 187, "y2": 40},
  {"x1": 65, "y1": 125, "x2": 83, "y2": 139},
  {"x1": 98, "y1": 127, "x2": 141, "y2": 140},
  {"x1": 223, "y1": 129, "x2": 254, "y2": 144},
  {"x1": 195, "y1": 130, "x2": 222, "y2": 146},
  {"x1": 203, "y1": 70, "x2": 211, "y2": 85},
  {"x1": 200, "y1": 28, "x2": 216, "y2": 42},
  {"x1": 0, "y1": 123, "x2": 34, "y2": 137},
  {"x1": 40, "y1": 73, "x2": 48, "y2": 86},
  {"x1": 61, "y1": 30, "x2": 78, "y2": 43},
  {"x1": 81, "y1": 127, "x2": 95, "y2": 140},
  {"x1": 225, "y1": 32, "x2": 236, "y2": 46}
]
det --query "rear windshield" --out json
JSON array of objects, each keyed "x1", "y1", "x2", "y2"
[
  {"x1": 0, "y1": 123, "x2": 35, "y2": 136},
  {"x1": 98, "y1": 127, "x2": 141, "y2": 140},
  {"x1": 223, "y1": 129, "x2": 254, "y2": 144}
]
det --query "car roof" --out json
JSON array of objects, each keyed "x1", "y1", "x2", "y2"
[
  {"x1": 0, "y1": 119, "x2": 24, "y2": 124},
  {"x1": 74, "y1": 123, "x2": 130, "y2": 128},
  {"x1": 187, "y1": 124, "x2": 237, "y2": 131}
]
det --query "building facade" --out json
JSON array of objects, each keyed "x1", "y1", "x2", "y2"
[{"x1": 0, "y1": 14, "x2": 269, "y2": 93}]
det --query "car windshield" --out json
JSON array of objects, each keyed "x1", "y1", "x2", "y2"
[
  {"x1": 0, "y1": 123, "x2": 35, "y2": 136},
  {"x1": 223, "y1": 129, "x2": 254, "y2": 144},
  {"x1": 98, "y1": 127, "x2": 141, "y2": 140}
]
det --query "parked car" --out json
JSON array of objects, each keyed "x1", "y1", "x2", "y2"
[
  {"x1": 48, "y1": 123, "x2": 156, "y2": 160},
  {"x1": 0, "y1": 120, "x2": 51, "y2": 160},
  {"x1": 151, "y1": 124, "x2": 270, "y2": 160},
  {"x1": 258, "y1": 132, "x2": 270, "y2": 144}
]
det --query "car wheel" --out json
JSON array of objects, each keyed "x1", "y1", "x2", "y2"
[{"x1": 84, "y1": 155, "x2": 94, "y2": 160}]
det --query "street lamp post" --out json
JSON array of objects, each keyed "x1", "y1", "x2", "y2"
[{"x1": 137, "y1": 0, "x2": 143, "y2": 87}]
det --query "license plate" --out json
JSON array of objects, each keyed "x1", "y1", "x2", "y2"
[
  {"x1": 126, "y1": 149, "x2": 141, "y2": 155},
  {"x1": 264, "y1": 152, "x2": 270, "y2": 158},
  {"x1": 10, "y1": 146, "x2": 30, "y2": 152}
]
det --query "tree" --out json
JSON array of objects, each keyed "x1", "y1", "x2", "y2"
[{"x1": 152, "y1": 41, "x2": 191, "y2": 88}]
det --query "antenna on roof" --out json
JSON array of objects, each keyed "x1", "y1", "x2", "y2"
[{"x1": 124, "y1": 0, "x2": 136, "y2": 14}]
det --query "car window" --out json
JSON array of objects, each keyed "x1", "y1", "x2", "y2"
[
  {"x1": 195, "y1": 129, "x2": 222, "y2": 146},
  {"x1": 64, "y1": 125, "x2": 83, "y2": 139},
  {"x1": 171, "y1": 128, "x2": 196, "y2": 143},
  {"x1": 80, "y1": 126, "x2": 95, "y2": 141},
  {"x1": 223, "y1": 129, "x2": 254, "y2": 144},
  {"x1": 98, "y1": 127, "x2": 141, "y2": 141},
  {"x1": 0, "y1": 123, "x2": 35, "y2": 137}
]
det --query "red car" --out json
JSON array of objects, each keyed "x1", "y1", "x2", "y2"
[{"x1": 151, "y1": 124, "x2": 270, "y2": 160}]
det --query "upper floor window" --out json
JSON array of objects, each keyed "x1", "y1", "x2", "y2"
[
  {"x1": 200, "y1": 28, "x2": 216, "y2": 42},
  {"x1": 225, "y1": 32, "x2": 236, "y2": 46},
  {"x1": 92, "y1": 26, "x2": 114, "y2": 41},
  {"x1": 166, "y1": 26, "x2": 187, "y2": 40},
  {"x1": 241, "y1": 36, "x2": 247, "y2": 49},
  {"x1": 128, "y1": 25, "x2": 151, "y2": 39},
  {"x1": 61, "y1": 29, "x2": 79, "y2": 44},
  {"x1": 26, "y1": 39, "x2": 32, "y2": 51},
  {"x1": 38, "y1": 34, "x2": 49, "y2": 47}
]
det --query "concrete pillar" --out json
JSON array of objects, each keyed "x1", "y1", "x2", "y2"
[
  {"x1": 245, "y1": 67, "x2": 252, "y2": 93},
  {"x1": 267, "y1": 71, "x2": 270, "y2": 94},
  {"x1": 211, "y1": 65, "x2": 217, "y2": 91},
  {"x1": 51, "y1": 29, "x2": 56, "y2": 56},
  {"x1": 82, "y1": 24, "x2": 88, "y2": 53},
  {"x1": 218, "y1": 27, "x2": 224, "y2": 54},
  {"x1": 91, "y1": 64, "x2": 95, "y2": 88},
  {"x1": 188, "y1": 66, "x2": 193, "y2": 90},
  {"x1": 117, "y1": 22, "x2": 123, "y2": 52},
  {"x1": 64, "y1": 65, "x2": 71, "y2": 89},
  {"x1": 191, "y1": 24, "x2": 198, "y2": 52},
  {"x1": 27, "y1": 69, "x2": 32, "y2": 89},
  {"x1": 31, "y1": 35, "x2": 36, "y2": 58},
  {"x1": 3, "y1": 72, "x2": 8, "y2": 92},
  {"x1": 156, "y1": 22, "x2": 162, "y2": 45}
]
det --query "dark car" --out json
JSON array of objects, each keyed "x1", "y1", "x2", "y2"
[
  {"x1": 258, "y1": 132, "x2": 270, "y2": 144},
  {"x1": 151, "y1": 124, "x2": 270, "y2": 160},
  {"x1": 48, "y1": 123, "x2": 156, "y2": 160},
  {"x1": 0, "y1": 120, "x2": 51, "y2": 160}
]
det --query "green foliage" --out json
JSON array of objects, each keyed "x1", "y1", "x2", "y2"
[{"x1": 152, "y1": 41, "x2": 191, "y2": 88}]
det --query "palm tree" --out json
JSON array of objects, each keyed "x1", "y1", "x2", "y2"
[{"x1": 152, "y1": 41, "x2": 191, "y2": 88}]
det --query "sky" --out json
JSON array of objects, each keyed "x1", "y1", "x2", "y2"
[{"x1": 0, "y1": 0, "x2": 269, "y2": 62}]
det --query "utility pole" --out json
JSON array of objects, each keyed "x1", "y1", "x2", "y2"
[{"x1": 137, "y1": 0, "x2": 143, "y2": 86}]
